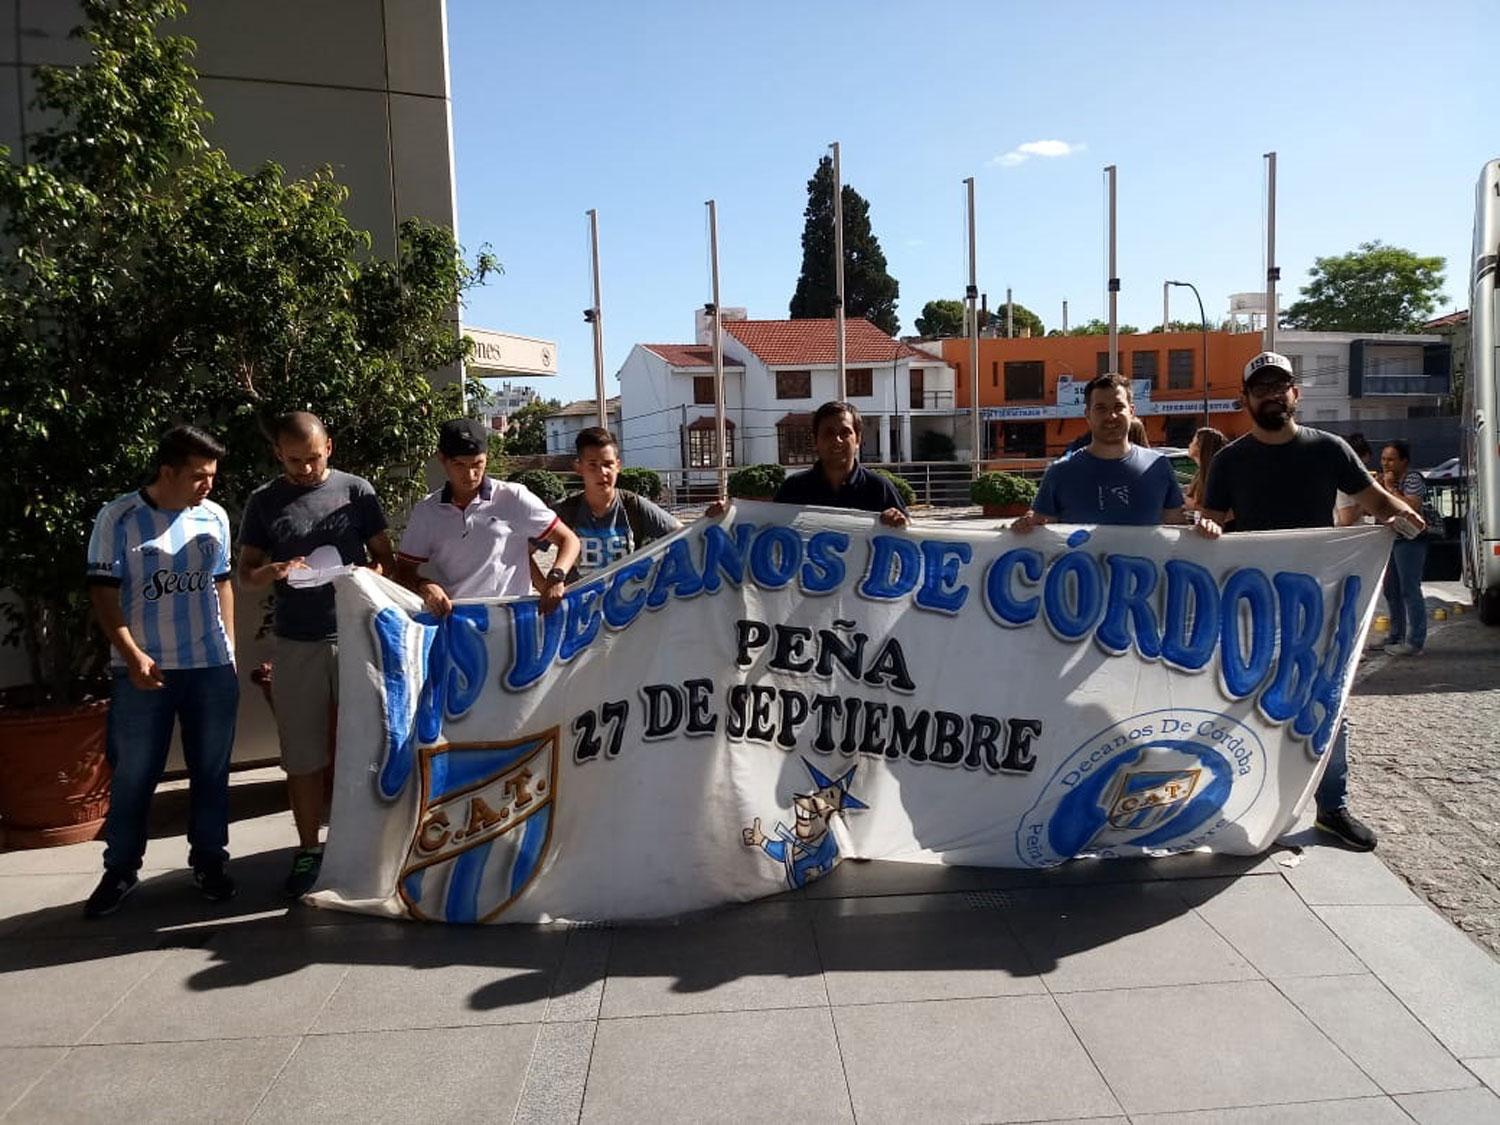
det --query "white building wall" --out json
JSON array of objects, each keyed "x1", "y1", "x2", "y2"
[
  {"x1": 1278, "y1": 331, "x2": 1443, "y2": 426},
  {"x1": 544, "y1": 407, "x2": 621, "y2": 457},
  {"x1": 615, "y1": 346, "x2": 748, "y2": 472}
]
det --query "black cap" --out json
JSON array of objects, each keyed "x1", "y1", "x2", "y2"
[{"x1": 437, "y1": 418, "x2": 489, "y2": 457}]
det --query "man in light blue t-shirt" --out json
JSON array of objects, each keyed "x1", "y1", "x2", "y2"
[
  {"x1": 1013, "y1": 373, "x2": 1220, "y2": 536},
  {"x1": 84, "y1": 426, "x2": 239, "y2": 918}
]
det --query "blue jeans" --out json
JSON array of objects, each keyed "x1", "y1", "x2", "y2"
[
  {"x1": 1383, "y1": 538, "x2": 1429, "y2": 649},
  {"x1": 102, "y1": 664, "x2": 239, "y2": 873},
  {"x1": 1315, "y1": 718, "x2": 1351, "y2": 814}
]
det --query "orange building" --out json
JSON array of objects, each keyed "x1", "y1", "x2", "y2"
[{"x1": 939, "y1": 331, "x2": 1263, "y2": 456}]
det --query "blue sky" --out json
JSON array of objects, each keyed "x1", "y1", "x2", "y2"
[{"x1": 449, "y1": 0, "x2": 1493, "y2": 405}]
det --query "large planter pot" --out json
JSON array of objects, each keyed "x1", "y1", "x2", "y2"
[
  {"x1": 983, "y1": 503, "x2": 1030, "y2": 519},
  {"x1": 0, "y1": 700, "x2": 111, "y2": 848}
]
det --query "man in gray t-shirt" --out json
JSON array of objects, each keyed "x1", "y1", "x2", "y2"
[
  {"x1": 238, "y1": 412, "x2": 394, "y2": 899},
  {"x1": 544, "y1": 427, "x2": 680, "y2": 581}
]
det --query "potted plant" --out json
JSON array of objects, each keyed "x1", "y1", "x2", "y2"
[
  {"x1": 971, "y1": 472, "x2": 1038, "y2": 519},
  {"x1": 0, "y1": 1, "x2": 481, "y2": 846},
  {"x1": 727, "y1": 464, "x2": 786, "y2": 501},
  {"x1": 872, "y1": 468, "x2": 916, "y2": 509}
]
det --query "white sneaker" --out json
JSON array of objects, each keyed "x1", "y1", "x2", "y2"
[{"x1": 1383, "y1": 642, "x2": 1420, "y2": 656}]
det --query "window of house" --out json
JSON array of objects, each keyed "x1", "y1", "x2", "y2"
[
  {"x1": 1096, "y1": 351, "x2": 1111, "y2": 376},
  {"x1": 776, "y1": 419, "x2": 816, "y2": 464},
  {"x1": 685, "y1": 421, "x2": 735, "y2": 468},
  {"x1": 910, "y1": 367, "x2": 926, "y2": 408},
  {"x1": 775, "y1": 369, "x2": 812, "y2": 399},
  {"x1": 1131, "y1": 350, "x2": 1159, "y2": 388},
  {"x1": 1306, "y1": 354, "x2": 1340, "y2": 388},
  {"x1": 1003, "y1": 421, "x2": 1046, "y2": 457},
  {"x1": 693, "y1": 375, "x2": 715, "y2": 405},
  {"x1": 1168, "y1": 349, "x2": 1195, "y2": 390},
  {"x1": 847, "y1": 368, "x2": 873, "y2": 397},
  {"x1": 992, "y1": 361, "x2": 1000, "y2": 388},
  {"x1": 1003, "y1": 361, "x2": 1045, "y2": 401}
]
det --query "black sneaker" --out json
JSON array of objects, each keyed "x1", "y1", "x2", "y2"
[
  {"x1": 283, "y1": 848, "x2": 323, "y2": 899},
  {"x1": 1315, "y1": 807, "x2": 1378, "y2": 851},
  {"x1": 84, "y1": 869, "x2": 138, "y2": 918},
  {"x1": 194, "y1": 863, "x2": 237, "y2": 903}
]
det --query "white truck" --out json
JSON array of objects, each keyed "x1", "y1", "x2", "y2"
[{"x1": 1462, "y1": 158, "x2": 1500, "y2": 623}]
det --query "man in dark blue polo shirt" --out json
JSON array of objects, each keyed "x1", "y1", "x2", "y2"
[{"x1": 773, "y1": 401, "x2": 908, "y2": 526}]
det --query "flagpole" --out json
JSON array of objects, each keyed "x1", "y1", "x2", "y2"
[
  {"x1": 707, "y1": 199, "x2": 727, "y2": 500},
  {"x1": 1106, "y1": 164, "x2": 1119, "y2": 374},
  {"x1": 831, "y1": 141, "x2": 847, "y2": 400},
  {"x1": 1264, "y1": 151, "x2": 1279, "y2": 352},
  {"x1": 586, "y1": 209, "x2": 607, "y2": 429},
  {"x1": 964, "y1": 176, "x2": 980, "y2": 468}
]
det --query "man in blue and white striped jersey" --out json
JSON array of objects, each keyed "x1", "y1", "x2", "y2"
[{"x1": 83, "y1": 426, "x2": 240, "y2": 917}]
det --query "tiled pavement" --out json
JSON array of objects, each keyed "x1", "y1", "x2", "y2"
[{"x1": 2, "y1": 772, "x2": 1499, "y2": 1123}]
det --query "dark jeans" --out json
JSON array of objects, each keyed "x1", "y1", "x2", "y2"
[
  {"x1": 1383, "y1": 538, "x2": 1430, "y2": 649},
  {"x1": 102, "y1": 664, "x2": 239, "y2": 873},
  {"x1": 1315, "y1": 717, "x2": 1351, "y2": 814}
]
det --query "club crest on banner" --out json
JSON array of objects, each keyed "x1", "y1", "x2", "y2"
[
  {"x1": 397, "y1": 732, "x2": 559, "y2": 923},
  {"x1": 1018, "y1": 709, "x2": 1266, "y2": 867}
]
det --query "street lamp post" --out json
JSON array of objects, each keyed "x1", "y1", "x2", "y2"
[{"x1": 1167, "y1": 280, "x2": 1210, "y2": 425}]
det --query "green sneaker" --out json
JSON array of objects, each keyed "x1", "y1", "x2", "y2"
[{"x1": 283, "y1": 848, "x2": 324, "y2": 899}]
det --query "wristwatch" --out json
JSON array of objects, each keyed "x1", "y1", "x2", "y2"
[{"x1": 545, "y1": 567, "x2": 566, "y2": 585}]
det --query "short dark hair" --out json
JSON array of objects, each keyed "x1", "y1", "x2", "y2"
[
  {"x1": 1383, "y1": 438, "x2": 1412, "y2": 462},
  {"x1": 156, "y1": 425, "x2": 225, "y2": 470},
  {"x1": 272, "y1": 411, "x2": 327, "y2": 444},
  {"x1": 575, "y1": 426, "x2": 619, "y2": 457},
  {"x1": 813, "y1": 400, "x2": 862, "y2": 437},
  {"x1": 1083, "y1": 372, "x2": 1132, "y2": 408},
  {"x1": 1346, "y1": 431, "x2": 1373, "y2": 460}
]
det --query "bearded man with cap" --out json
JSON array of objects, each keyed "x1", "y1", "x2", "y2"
[
  {"x1": 1199, "y1": 351, "x2": 1426, "y2": 851},
  {"x1": 396, "y1": 418, "x2": 581, "y2": 617}
]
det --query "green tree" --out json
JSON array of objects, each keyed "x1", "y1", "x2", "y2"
[
  {"x1": 789, "y1": 156, "x2": 900, "y2": 336},
  {"x1": 1063, "y1": 318, "x2": 1139, "y2": 336},
  {"x1": 1282, "y1": 241, "x2": 1446, "y2": 332},
  {"x1": 496, "y1": 399, "x2": 562, "y2": 456},
  {"x1": 0, "y1": 0, "x2": 491, "y2": 704},
  {"x1": 988, "y1": 300, "x2": 1044, "y2": 338},
  {"x1": 914, "y1": 299, "x2": 966, "y2": 338}
]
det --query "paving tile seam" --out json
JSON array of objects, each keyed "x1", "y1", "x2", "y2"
[
  {"x1": 235, "y1": 1035, "x2": 303, "y2": 1125},
  {"x1": 1185, "y1": 891, "x2": 1374, "y2": 981},
  {"x1": 560, "y1": 1017, "x2": 602, "y2": 1125},
  {"x1": 808, "y1": 919, "x2": 861, "y2": 1125},
  {"x1": 67, "y1": 948, "x2": 174, "y2": 1048},
  {"x1": 1038, "y1": 974, "x2": 1130, "y2": 1122},
  {"x1": 0, "y1": 1047, "x2": 69, "y2": 1120}
]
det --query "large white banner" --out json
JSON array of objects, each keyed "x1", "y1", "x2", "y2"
[{"x1": 310, "y1": 502, "x2": 1390, "y2": 924}]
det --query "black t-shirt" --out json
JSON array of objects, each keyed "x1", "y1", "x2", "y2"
[
  {"x1": 773, "y1": 462, "x2": 908, "y2": 514},
  {"x1": 1203, "y1": 427, "x2": 1371, "y2": 532},
  {"x1": 239, "y1": 469, "x2": 388, "y2": 640}
]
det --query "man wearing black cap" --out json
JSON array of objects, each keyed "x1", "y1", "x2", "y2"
[
  {"x1": 396, "y1": 418, "x2": 580, "y2": 616},
  {"x1": 1200, "y1": 351, "x2": 1425, "y2": 852}
]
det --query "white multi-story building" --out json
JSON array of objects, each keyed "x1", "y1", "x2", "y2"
[
  {"x1": 616, "y1": 315, "x2": 957, "y2": 472},
  {"x1": 1275, "y1": 331, "x2": 1451, "y2": 425}
]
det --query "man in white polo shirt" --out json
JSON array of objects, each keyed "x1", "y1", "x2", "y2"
[{"x1": 396, "y1": 418, "x2": 581, "y2": 615}]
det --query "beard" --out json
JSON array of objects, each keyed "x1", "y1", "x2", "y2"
[{"x1": 1252, "y1": 397, "x2": 1295, "y2": 431}]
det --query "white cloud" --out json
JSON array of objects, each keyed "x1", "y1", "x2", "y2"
[{"x1": 991, "y1": 139, "x2": 1086, "y2": 168}]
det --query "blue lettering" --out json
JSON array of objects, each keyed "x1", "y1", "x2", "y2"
[
  {"x1": 799, "y1": 530, "x2": 849, "y2": 594},
  {"x1": 1219, "y1": 568, "x2": 1275, "y2": 698},
  {"x1": 1043, "y1": 551, "x2": 1104, "y2": 640},
  {"x1": 559, "y1": 581, "x2": 607, "y2": 662},
  {"x1": 506, "y1": 600, "x2": 563, "y2": 691},
  {"x1": 646, "y1": 538, "x2": 704, "y2": 608},
  {"x1": 1097, "y1": 553, "x2": 1161, "y2": 657},
  {"x1": 983, "y1": 548, "x2": 1042, "y2": 626},
  {"x1": 859, "y1": 534, "x2": 921, "y2": 600},
  {"x1": 1260, "y1": 572, "x2": 1324, "y2": 722},
  {"x1": 700, "y1": 523, "x2": 754, "y2": 592},
  {"x1": 1160, "y1": 559, "x2": 1219, "y2": 671},
  {"x1": 602, "y1": 555, "x2": 653, "y2": 629},
  {"x1": 1294, "y1": 575, "x2": 1362, "y2": 752},
  {"x1": 416, "y1": 606, "x2": 489, "y2": 743},
  {"x1": 748, "y1": 526, "x2": 803, "y2": 589},
  {"x1": 915, "y1": 540, "x2": 972, "y2": 614}
]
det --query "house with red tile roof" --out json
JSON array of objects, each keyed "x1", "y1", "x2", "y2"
[
  {"x1": 614, "y1": 313, "x2": 957, "y2": 474},
  {"x1": 543, "y1": 396, "x2": 621, "y2": 456}
]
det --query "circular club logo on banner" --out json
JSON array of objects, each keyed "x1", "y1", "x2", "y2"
[{"x1": 1017, "y1": 709, "x2": 1267, "y2": 868}]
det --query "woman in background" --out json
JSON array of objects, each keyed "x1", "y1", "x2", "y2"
[{"x1": 1183, "y1": 426, "x2": 1225, "y2": 512}]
